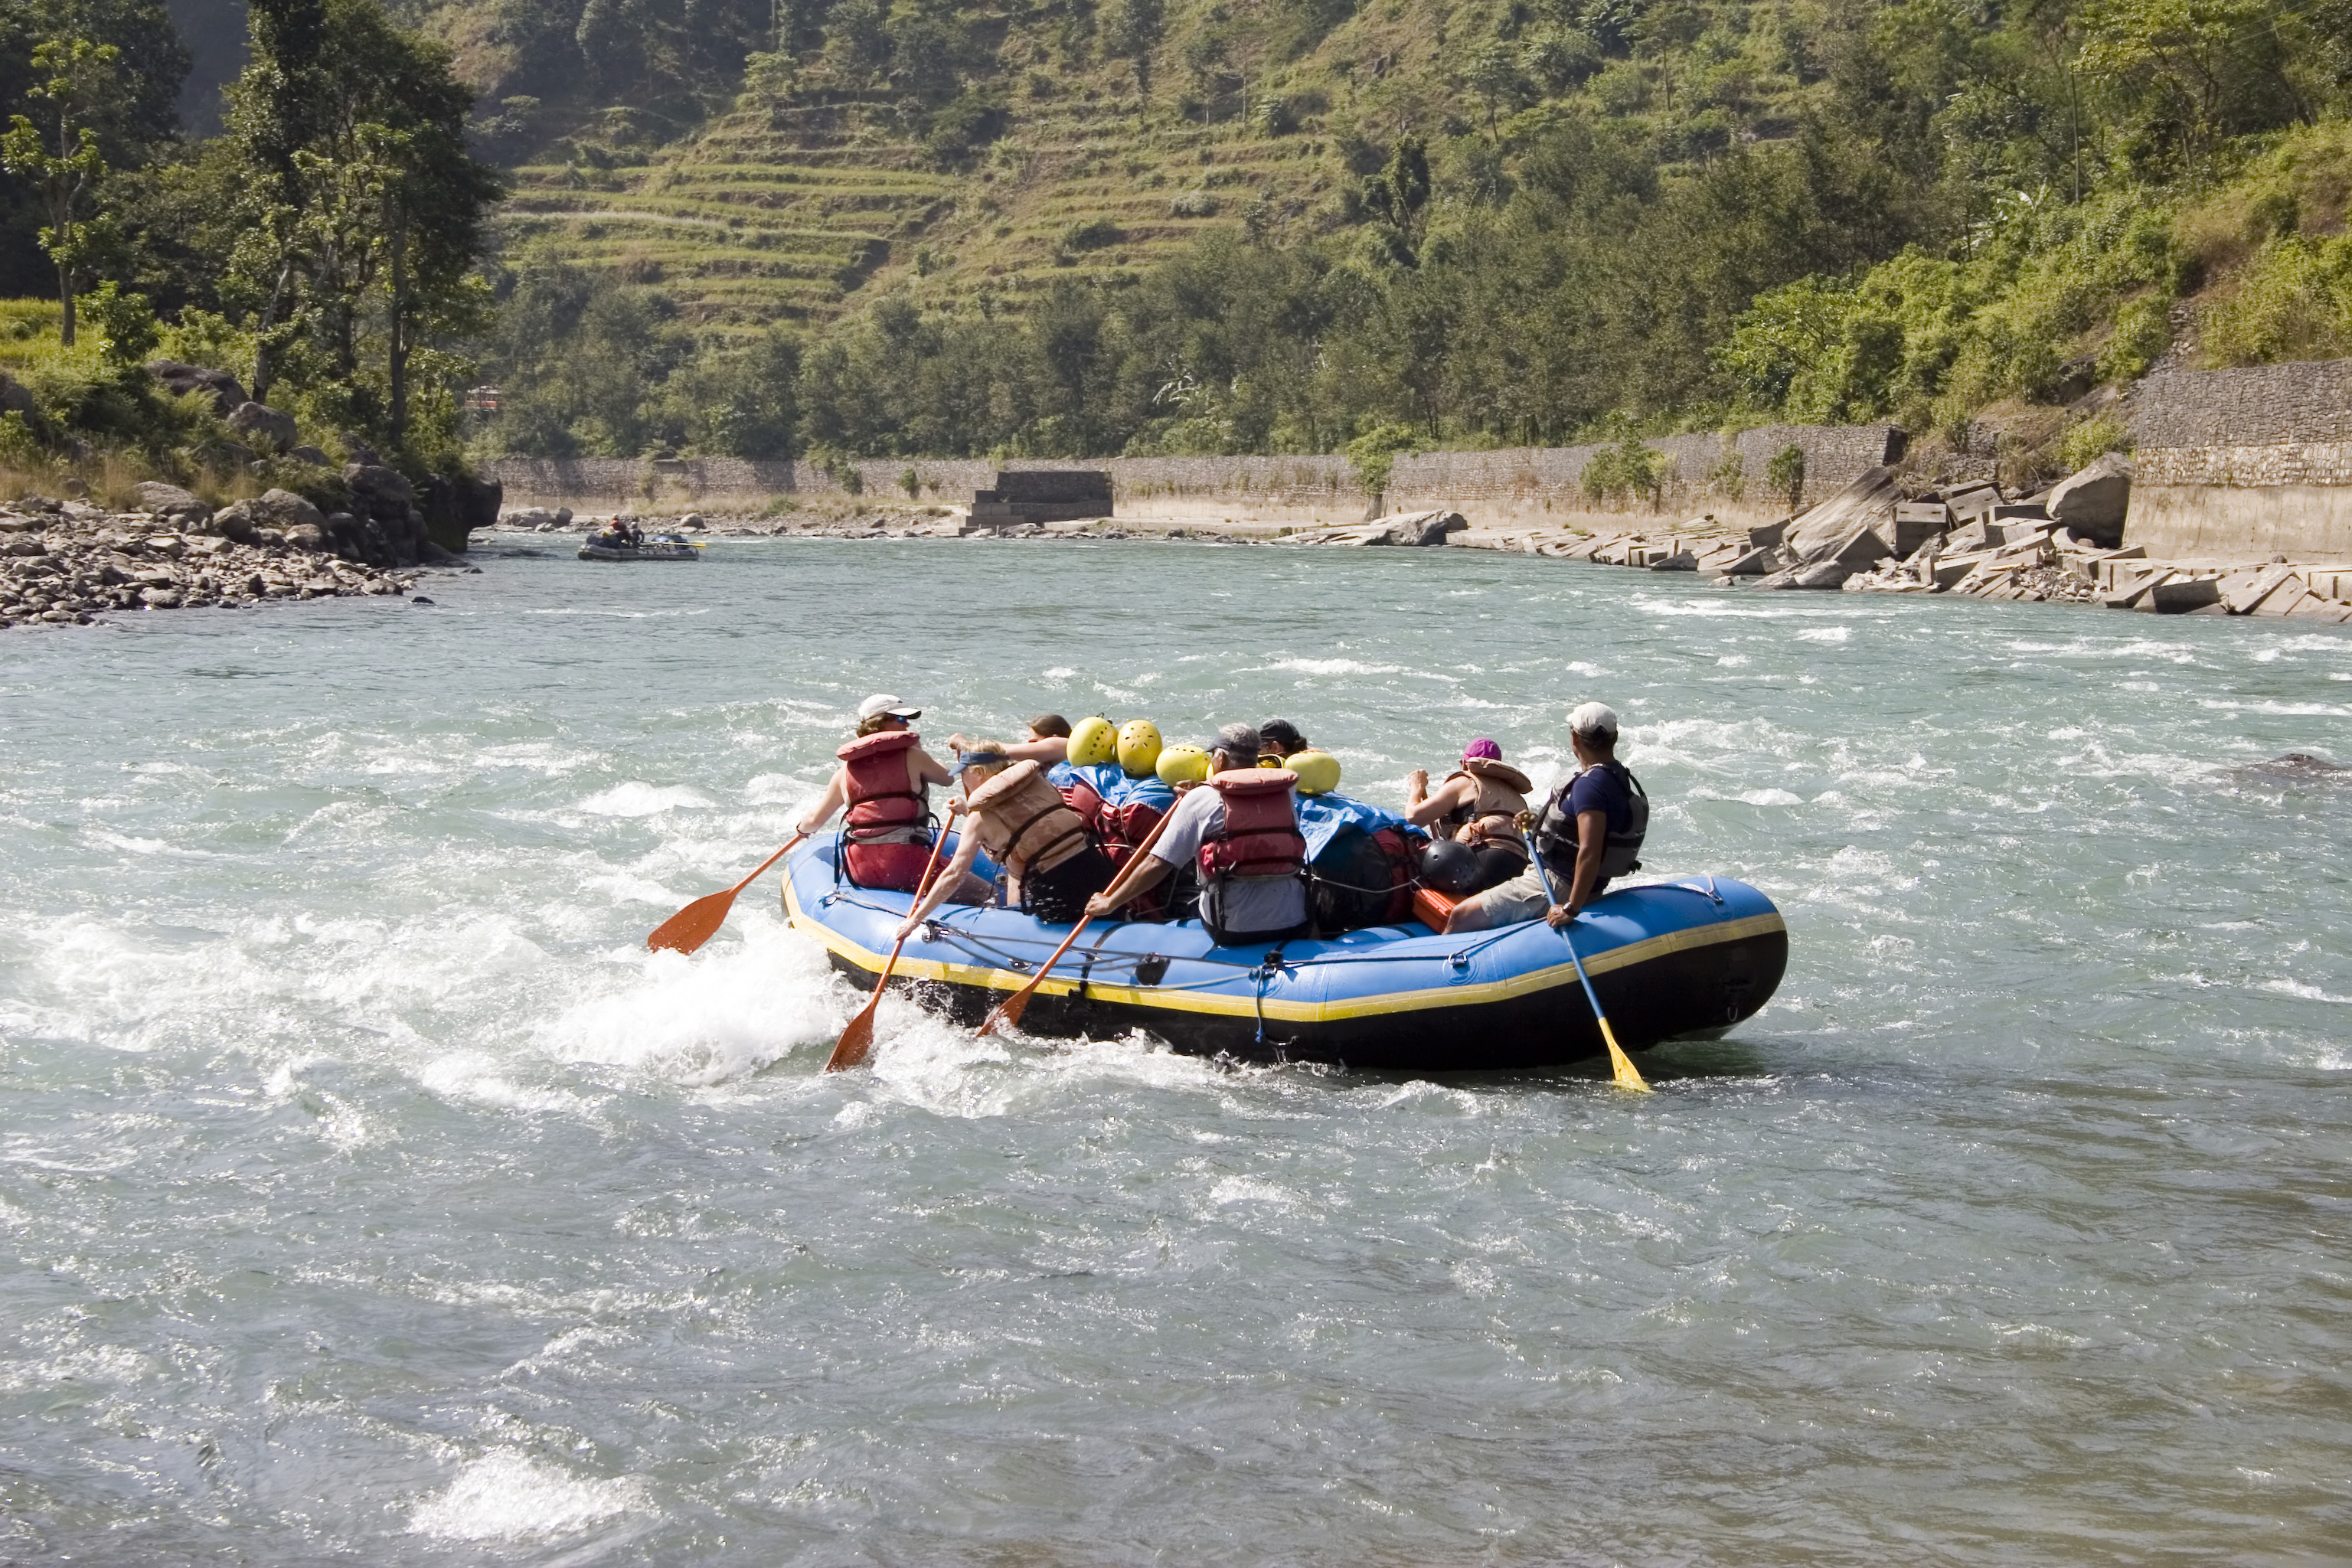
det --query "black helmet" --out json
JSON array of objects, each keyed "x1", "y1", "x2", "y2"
[{"x1": 1421, "y1": 838, "x2": 1479, "y2": 895}]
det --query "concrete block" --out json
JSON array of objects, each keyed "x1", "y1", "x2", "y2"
[
  {"x1": 1945, "y1": 483, "x2": 2004, "y2": 523},
  {"x1": 1792, "y1": 559, "x2": 1858, "y2": 589},
  {"x1": 1989, "y1": 518, "x2": 2058, "y2": 547},
  {"x1": 1747, "y1": 519, "x2": 1788, "y2": 549},
  {"x1": 1821, "y1": 523, "x2": 1893, "y2": 570},
  {"x1": 1648, "y1": 550, "x2": 1699, "y2": 571},
  {"x1": 2103, "y1": 567, "x2": 2166, "y2": 609},
  {"x1": 1889, "y1": 505, "x2": 1948, "y2": 555},
  {"x1": 2252, "y1": 584, "x2": 2313, "y2": 618},
  {"x1": 2139, "y1": 574, "x2": 2222, "y2": 614},
  {"x1": 2285, "y1": 591, "x2": 2344, "y2": 619},
  {"x1": 1723, "y1": 546, "x2": 1779, "y2": 576},
  {"x1": 2223, "y1": 564, "x2": 2301, "y2": 615}
]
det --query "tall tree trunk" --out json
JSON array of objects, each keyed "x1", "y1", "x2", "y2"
[
  {"x1": 387, "y1": 218, "x2": 408, "y2": 449},
  {"x1": 58, "y1": 266, "x2": 75, "y2": 347}
]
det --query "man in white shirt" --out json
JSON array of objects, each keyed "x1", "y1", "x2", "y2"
[{"x1": 1084, "y1": 723, "x2": 1308, "y2": 943}]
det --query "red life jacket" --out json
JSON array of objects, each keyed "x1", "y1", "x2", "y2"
[
  {"x1": 836, "y1": 730, "x2": 926, "y2": 841},
  {"x1": 1197, "y1": 769, "x2": 1305, "y2": 883}
]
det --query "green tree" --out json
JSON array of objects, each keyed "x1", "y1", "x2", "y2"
[
  {"x1": 1, "y1": 34, "x2": 128, "y2": 345},
  {"x1": 220, "y1": 0, "x2": 501, "y2": 446},
  {"x1": 1102, "y1": 0, "x2": 1165, "y2": 116}
]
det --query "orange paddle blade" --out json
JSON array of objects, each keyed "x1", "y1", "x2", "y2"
[
  {"x1": 645, "y1": 834, "x2": 804, "y2": 956},
  {"x1": 824, "y1": 828, "x2": 951, "y2": 1072},
  {"x1": 645, "y1": 887, "x2": 743, "y2": 955},
  {"x1": 826, "y1": 993, "x2": 882, "y2": 1072}
]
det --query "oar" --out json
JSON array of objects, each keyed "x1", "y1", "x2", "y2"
[
  {"x1": 1524, "y1": 835, "x2": 1651, "y2": 1092},
  {"x1": 645, "y1": 831, "x2": 807, "y2": 955},
  {"x1": 824, "y1": 822, "x2": 955, "y2": 1073},
  {"x1": 978, "y1": 807, "x2": 1179, "y2": 1038}
]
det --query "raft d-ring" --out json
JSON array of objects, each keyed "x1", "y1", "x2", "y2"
[{"x1": 1449, "y1": 950, "x2": 1472, "y2": 971}]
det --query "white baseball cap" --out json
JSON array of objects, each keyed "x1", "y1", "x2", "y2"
[
  {"x1": 1568, "y1": 701, "x2": 1619, "y2": 740},
  {"x1": 856, "y1": 693, "x2": 922, "y2": 721}
]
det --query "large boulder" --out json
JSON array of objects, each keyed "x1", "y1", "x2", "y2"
[
  {"x1": 1782, "y1": 465, "x2": 1900, "y2": 561},
  {"x1": 1368, "y1": 508, "x2": 1468, "y2": 546},
  {"x1": 2047, "y1": 452, "x2": 2132, "y2": 549},
  {"x1": 136, "y1": 481, "x2": 211, "y2": 528},
  {"x1": 227, "y1": 400, "x2": 299, "y2": 455},
  {"x1": 250, "y1": 488, "x2": 328, "y2": 536},
  {"x1": 145, "y1": 360, "x2": 248, "y2": 416},
  {"x1": 343, "y1": 462, "x2": 413, "y2": 523}
]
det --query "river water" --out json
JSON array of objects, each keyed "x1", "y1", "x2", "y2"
[{"x1": 3, "y1": 537, "x2": 2349, "y2": 1564}]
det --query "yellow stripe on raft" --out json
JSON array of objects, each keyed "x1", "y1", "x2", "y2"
[{"x1": 785, "y1": 879, "x2": 1785, "y2": 1025}]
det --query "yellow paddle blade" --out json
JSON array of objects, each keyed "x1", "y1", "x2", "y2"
[{"x1": 1598, "y1": 1018, "x2": 1651, "y2": 1092}]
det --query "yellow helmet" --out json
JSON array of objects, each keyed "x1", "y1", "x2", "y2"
[
  {"x1": 1116, "y1": 719, "x2": 1163, "y2": 779},
  {"x1": 1067, "y1": 715, "x2": 1117, "y2": 767},
  {"x1": 1155, "y1": 743, "x2": 1211, "y2": 786},
  {"x1": 1286, "y1": 750, "x2": 1341, "y2": 795}
]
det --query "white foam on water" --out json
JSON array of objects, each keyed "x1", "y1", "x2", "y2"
[
  {"x1": 537, "y1": 916, "x2": 840, "y2": 1085},
  {"x1": 2259, "y1": 978, "x2": 2352, "y2": 1004},
  {"x1": 1266, "y1": 658, "x2": 1406, "y2": 677},
  {"x1": 409, "y1": 1451, "x2": 652, "y2": 1541},
  {"x1": 1796, "y1": 626, "x2": 1851, "y2": 643},
  {"x1": 575, "y1": 782, "x2": 714, "y2": 817}
]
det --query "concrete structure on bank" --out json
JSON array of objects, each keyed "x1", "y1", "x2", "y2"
[
  {"x1": 480, "y1": 424, "x2": 1906, "y2": 531},
  {"x1": 2128, "y1": 360, "x2": 2352, "y2": 560},
  {"x1": 967, "y1": 470, "x2": 1112, "y2": 528}
]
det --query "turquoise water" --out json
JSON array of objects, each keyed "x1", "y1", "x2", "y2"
[{"x1": 3, "y1": 537, "x2": 2349, "y2": 1563}]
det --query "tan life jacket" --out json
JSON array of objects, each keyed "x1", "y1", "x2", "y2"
[
  {"x1": 965, "y1": 760, "x2": 1091, "y2": 880},
  {"x1": 1442, "y1": 758, "x2": 1533, "y2": 853}
]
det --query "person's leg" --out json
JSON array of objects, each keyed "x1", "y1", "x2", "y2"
[{"x1": 1444, "y1": 867, "x2": 1548, "y2": 935}]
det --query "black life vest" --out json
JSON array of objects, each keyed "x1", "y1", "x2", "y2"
[{"x1": 1534, "y1": 761, "x2": 1648, "y2": 879}]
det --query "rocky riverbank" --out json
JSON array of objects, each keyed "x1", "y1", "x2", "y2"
[{"x1": 0, "y1": 491, "x2": 443, "y2": 629}]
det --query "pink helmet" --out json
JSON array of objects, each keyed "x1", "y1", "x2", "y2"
[{"x1": 1462, "y1": 738, "x2": 1503, "y2": 761}]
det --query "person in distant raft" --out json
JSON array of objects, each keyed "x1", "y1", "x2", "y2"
[
  {"x1": 1437, "y1": 703, "x2": 1648, "y2": 935},
  {"x1": 796, "y1": 694, "x2": 990, "y2": 901},
  {"x1": 895, "y1": 746, "x2": 1118, "y2": 938},
  {"x1": 1406, "y1": 737, "x2": 1533, "y2": 899},
  {"x1": 1084, "y1": 723, "x2": 1310, "y2": 946}
]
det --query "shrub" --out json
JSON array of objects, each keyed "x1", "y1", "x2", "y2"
[
  {"x1": 1765, "y1": 443, "x2": 1805, "y2": 511},
  {"x1": 2060, "y1": 413, "x2": 2132, "y2": 472},
  {"x1": 1581, "y1": 434, "x2": 1670, "y2": 508}
]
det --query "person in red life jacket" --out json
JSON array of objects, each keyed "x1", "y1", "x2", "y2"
[
  {"x1": 895, "y1": 747, "x2": 1118, "y2": 939},
  {"x1": 946, "y1": 714, "x2": 1071, "y2": 768},
  {"x1": 795, "y1": 693, "x2": 991, "y2": 900},
  {"x1": 1440, "y1": 702, "x2": 1648, "y2": 935},
  {"x1": 1083, "y1": 723, "x2": 1309, "y2": 946},
  {"x1": 1405, "y1": 737, "x2": 1533, "y2": 897}
]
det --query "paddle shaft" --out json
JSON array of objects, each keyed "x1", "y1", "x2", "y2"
[
  {"x1": 979, "y1": 803, "x2": 1182, "y2": 1037},
  {"x1": 824, "y1": 821, "x2": 955, "y2": 1071},
  {"x1": 1523, "y1": 834, "x2": 1651, "y2": 1092}
]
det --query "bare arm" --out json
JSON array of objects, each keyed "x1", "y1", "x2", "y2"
[
  {"x1": 910, "y1": 746, "x2": 954, "y2": 788},
  {"x1": 1405, "y1": 776, "x2": 1470, "y2": 828},
  {"x1": 1544, "y1": 808, "x2": 1609, "y2": 928},
  {"x1": 1085, "y1": 854, "x2": 1174, "y2": 920},
  {"x1": 897, "y1": 805, "x2": 974, "y2": 937},
  {"x1": 794, "y1": 769, "x2": 848, "y2": 835}
]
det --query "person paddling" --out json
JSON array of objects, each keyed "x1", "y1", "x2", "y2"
[
  {"x1": 1084, "y1": 723, "x2": 1309, "y2": 946},
  {"x1": 1406, "y1": 737, "x2": 1532, "y2": 898},
  {"x1": 797, "y1": 693, "x2": 989, "y2": 900},
  {"x1": 895, "y1": 746, "x2": 1117, "y2": 939},
  {"x1": 1436, "y1": 703, "x2": 1647, "y2": 935}
]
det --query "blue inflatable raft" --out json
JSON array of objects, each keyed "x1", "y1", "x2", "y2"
[{"x1": 782, "y1": 835, "x2": 1786, "y2": 1072}]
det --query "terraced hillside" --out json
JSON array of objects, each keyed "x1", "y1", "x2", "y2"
[{"x1": 483, "y1": 0, "x2": 1510, "y2": 327}]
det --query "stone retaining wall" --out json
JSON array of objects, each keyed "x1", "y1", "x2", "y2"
[
  {"x1": 480, "y1": 424, "x2": 1906, "y2": 528},
  {"x1": 2129, "y1": 362, "x2": 2352, "y2": 558}
]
